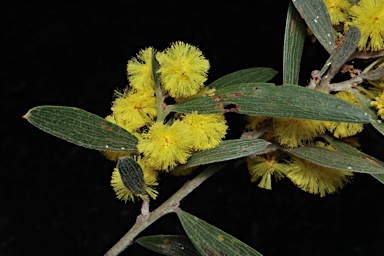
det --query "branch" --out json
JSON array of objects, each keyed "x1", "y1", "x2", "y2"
[{"x1": 104, "y1": 163, "x2": 227, "y2": 256}]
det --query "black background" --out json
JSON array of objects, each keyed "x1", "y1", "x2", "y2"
[{"x1": 3, "y1": 0, "x2": 384, "y2": 255}]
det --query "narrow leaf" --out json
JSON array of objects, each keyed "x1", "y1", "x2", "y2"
[
  {"x1": 362, "y1": 66, "x2": 384, "y2": 81},
  {"x1": 207, "y1": 67, "x2": 278, "y2": 89},
  {"x1": 152, "y1": 50, "x2": 161, "y2": 89},
  {"x1": 135, "y1": 235, "x2": 199, "y2": 256},
  {"x1": 283, "y1": 2, "x2": 306, "y2": 84},
  {"x1": 329, "y1": 26, "x2": 360, "y2": 75},
  {"x1": 353, "y1": 91, "x2": 384, "y2": 136},
  {"x1": 175, "y1": 139, "x2": 271, "y2": 171},
  {"x1": 172, "y1": 83, "x2": 372, "y2": 123},
  {"x1": 23, "y1": 106, "x2": 138, "y2": 152},
  {"x1": 292, "y1": 0, "x2": 335, "y2": 53},
  {"x1": 117, "y1": 157, "x2": 145, "y2": 194},
  {"x1": 284, "y1": 146, "x2": 384, "y2": 174},
  {"x1": 371, "y1": 173, "x2": 384, "y2": 185},
  {"x1": 176, "y1": 209, "x2": 263, "y2": 256},
  {"x1": 321, "y1": 134, "x2": 384, "y2": 184}
]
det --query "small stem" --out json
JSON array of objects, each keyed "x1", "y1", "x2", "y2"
[
  {"x1": 349, "y1": 50, "x2": 384, "y2": 60},
  {"x1": 104, "y1": 163, "x2": 226, "y2": 256},
  {"x1": 155, "y1": 86, "x2": 167, "y2": 123},
  {"x1": 140, "y1": 197, "x2": 150, "y2": 218},
  {"x1": 327, "y1": 75, "x2": 364, "y2": 92}
]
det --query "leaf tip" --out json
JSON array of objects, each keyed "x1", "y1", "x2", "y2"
[{"x1": 22, "y1": 112, "x2": 30, "y2": 119}]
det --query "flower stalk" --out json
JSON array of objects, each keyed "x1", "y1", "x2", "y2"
[{"x1": 104, "y1": 163, "x2": 226, "y2": 256}]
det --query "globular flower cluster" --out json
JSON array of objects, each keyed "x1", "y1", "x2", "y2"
[
  {"x1": 101, "y1": 41, "x2": 228, "y2": 202},
  {"x1": 245, "y1": 114, "x2": 356, "y2": 196},
  {"x1": 242, "y1": 0, "x2": 384, "y2": 197},
  {"x1": 371, "y1": 90, "x2": 384, "y2": 120},
  {"x1": 243, "y1": 76, "x2": 366, "y2": 197},
  {"x1": 323, "y1": 0, "x2": 384, "y2": 51}
]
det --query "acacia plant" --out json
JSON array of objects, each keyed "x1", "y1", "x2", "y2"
[{"x1": 23, "y1": 0, "x2": 384, "y2": 255}]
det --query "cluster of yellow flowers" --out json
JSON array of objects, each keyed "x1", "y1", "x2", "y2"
[
  {"x1": 102, "y1": 41, "x2": 228, "y2": 202},
  {"x1": 324, "y1": 0, "x2": 384, "y2": 51},
  {"x1": 245, "y1": 0, "x2": 384, "y2": 197},
  {"x1": 323, "y1": 0, "x2": 384, "y2": 119},
  {"x1": 245, "y1": 109, "x2": 358, "y2": 197},
  {"x1": 100, "y1": 1, "x2": 384, "y2": 201}
]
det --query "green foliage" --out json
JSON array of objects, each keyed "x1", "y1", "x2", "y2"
[
  {"x1": 24, "y1": 106, "x2": 138, "y2": 152},
  {"x1": 172, "y1": 83, "x2": 371, "y2": 122},
  {"x1": 283, "y1": 2, "x2": 306, "y2": 84},
  {"x1": 284, "y1": 146, "x2": 384, "y2": 174},
  {"x1": 292, "y1": 0, "x2": 335, "y2": 53},
  {"x1": 207, "y1": 67, "x2": 278, "y2": 89},
  {"x1": 176, "y1": 209, "x2": 263, "y2": 256},
  {"x1": 23, "y1": 0, "x2": 384, "y2": 255},
  {"x1": 135, "y1": 235, "x2": 199, "y2": 256},
  {"x1": 174, "y1": 138, "x2": 270, "y2": 170}
]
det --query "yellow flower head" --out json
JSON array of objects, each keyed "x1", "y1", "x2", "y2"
[
  {"x1": 287, "y1": 156, "x2": 353, "y2": 197},
  {"x1": 181, "y1": 112, "x2": 228, "y2": 150},
  {"x1": 273, "y1": 118, "x2": 327, "y2": 148},
  {"x1": 324, "y1": 0, "x2": 352, "y2": 25},
  {"x1": 127, "y1": 47, "x2": 156, "y2": 93},
  {"x1": 111, "y1": 89, "x2": 157, "y2": 132},
  {"x1": 138, "y1": 121, "x2": 193, "y2": 171},
  {"x1": 348, "y1": 0, "x2": 384, "y2": 51},
  {"x1": 111, "y1": 156, "x2": 159, "y2": 202},
  {"x1": 370, "y1": 90, "x2": 384, "y2": 119},
  {"x1": 246, "y1": 152, "x2": 288, "y2": 190},
  {"x1": 326, "y1": 91, "x2": 364, "y2": 138},
  {"x1": 156, "y1": 41, "x2": 210, "y2": 98}
]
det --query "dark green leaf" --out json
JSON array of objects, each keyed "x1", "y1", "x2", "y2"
[
  {"x1": 329, "y1": 26, "x2": 360, "y2": 75},
  {"x1": 321, "y1": 134, "x2": 384, "y2": 184},
  {"x1": 207, "y1": 67, "x2": 278, "y2": 90},
  {"x1": 292, "y1": 0, "x2": 335, "y2": 53},
  {"x1": 118, "y1": 157, "x2": 145, "y2": 194},
  {"x1": 135, "y1": 235, "x2": 199, "y2": 256},
  {"x1": 175, "y1": 139, "x2": 271, "y2": 170},
  {"x1": 172, "y1": 83, "x2": 371, "y2": 123},
  {"x1": 371, "y1": 173, "x2": 384, "y2": 185},
  {"x1": 284, "y1": 146, "x2": 384, "y2": 174},
  {"x1": 23, "y1": 106, "x2": 138, "y2": 152},
  {"x1": 283, "y1": 2, "x2": 306, "y2": 85},
  {"x1": 176, "y1": 209, "x2": 263, "y2": 256}
]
